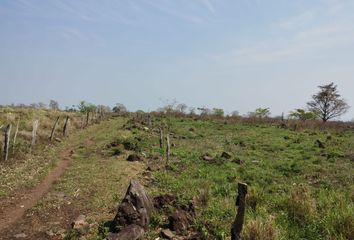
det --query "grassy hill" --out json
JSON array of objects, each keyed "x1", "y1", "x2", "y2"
[{"x1": 0, "y1": 111, "x2": 353, "y2": 239}]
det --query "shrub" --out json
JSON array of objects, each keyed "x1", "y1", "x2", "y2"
[
  {"x1": 242, "y1": 217, "x2": 278, "y2": 240},
  {"x1": 287, "y1": 185, "x2": 316, "y2": 223}
]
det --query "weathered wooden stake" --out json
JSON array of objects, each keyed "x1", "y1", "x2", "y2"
[
  {"x1": 85, "y1": 111, "x2": 90, "y2": 128},
  {"x1": 63, "y1": 116, "x2": 70, "y2": 137},
  {"x1": 31, "y1": 120, "x2": 39, "y2": 152},
  {"x1": 3, "y1": 124, "x2": 12, "y2": 161},
  {"x1": 159, "y1": 128, "x2": 163, "y2": 149},
  {"x1": 12, "y1": 119, "x2": 20, "y2": 154},
  {"x1": 231, "y1": 182, "x2": 248, "y2": 240},
  {"x1": 166, "y1": 133, "x2": 170, "y2": 166},
  {"x1": 80, "y1": 116, "x2": 84, "y2": 129},
  {"x1": 49, "y1": 116, "x2": 60, "y2": 141}
]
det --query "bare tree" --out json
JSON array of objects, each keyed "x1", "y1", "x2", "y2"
[
  {"x1": 49, "y1": 100, "x2": 59, "y2": 110},
  {"x1": 307, "y1": 83, "x2": 349, "y2": 122}
]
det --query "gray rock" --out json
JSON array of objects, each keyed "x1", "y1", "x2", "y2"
[
  {"x1": 111, "y1": 180, "x2": 153, "y2": 233},
  {"x1": 160, "y1": 229, "x2": 175, "y2": 239},
  {"x1": 107, "y1": 224, "x2": 144, "y2": 240}
]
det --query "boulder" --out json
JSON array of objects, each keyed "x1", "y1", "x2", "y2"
[
  {"x1": 168, "y1": 209, "x2": 193, "y2": 234},
  {"x1": 110, "y1": 180, "x2": 153, "y2": 233}
]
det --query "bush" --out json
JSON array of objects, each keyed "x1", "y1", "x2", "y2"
[
  {"x1": 242, "y1": 217, "x2": 278, "y2": 240},
  {"x1": 287, "y1": 185, "x2": 316, "y2": 223}
]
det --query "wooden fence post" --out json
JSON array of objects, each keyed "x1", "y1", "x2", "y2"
[
  {"x1": 159, "y1": 128, "x2": 163, "y2": 149},
  {"x1": 3, "y1": 124, "x2": 12, "y2": 161},
  {"x1": 231, "y1": 182, "x2": 248, "y2": 240},
  {"x1": 147, "y1": 115, "x2": 152, "y2": 127},
  {"x1": 63, "y1": 116, "x2": 70, "y2": 137},
  {"x1": 85, "y1": 111, "x2": 90, "y2": 128},
  {"x1": 49, "y1": 117, "x2": 60, "y2": 141},
  {"x1": 12, "y1": 119, "x2": 20, "y2": 154},
  {"x1": 166, "y1": 133, "x2": 170, "y2": 166},
  {"x1": 31, "y1": 120, "x2": 39, "y2": 153}
]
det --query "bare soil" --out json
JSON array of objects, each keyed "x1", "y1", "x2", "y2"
[{"x1": 0, "y1": 147, "x2": 75, "y2": 239}]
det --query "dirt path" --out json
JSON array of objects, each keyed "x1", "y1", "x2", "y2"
[{"x1": 0, "y1": 147, "x2": 75, "y2": 232}]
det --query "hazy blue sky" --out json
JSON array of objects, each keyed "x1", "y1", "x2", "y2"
[{"x1": 1, "y1": 0, "x2": 354, "y2": 119}]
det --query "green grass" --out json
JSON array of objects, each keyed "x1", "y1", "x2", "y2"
[
  {"x1": 31, "y1": 118, "x2": 145, "y2": 239},
  {"x1": 133, "y1": 117, "x2": 354, "y2": 240},
  {"x1": 2, "y1": 114, "x2": 353, "y2": 239}
]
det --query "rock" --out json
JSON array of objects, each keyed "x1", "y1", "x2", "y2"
[
  {"x1": 154, "y1": 194, "x2": 177, "y2": 209},
  {"x1": 123, "y1": 142, "x2": 136, "y2": 151},
  {"x1": 55, "y1": 137, "x2": 62, "y2": 142},
  {"x1": 106, "y1": 224, "x2": 145, "y2": 240},
  {"x1": 168, "y1": 210, "x2": 193, "y2": 234},
  {"x1": 72, "y1": 215, "x2": 89, "y2": 234},
  {"x1": 315, "y1": 139, "x2": 325, "y2": 148},
  {"x1": 46, "y1": 230, "x2": 55, "y2": 237},
  {"x1": 127, "y1": 154, "x2": 143, "y2": 162},
  {"x1": 111, "y1": 180, "x2": 153, "y2": 232},
  {"x1": 221, "y1": 152, "x2": 232, "y2": 159},
  {"x1": 227, "y1": 176, "x2": 237, "y2": 182},
  {"x1": 14, "y1": 233, "x2": 27, "y2": 239},
  {"x1": 201, "y1": 154, "x2": 214, "y2": 162},
  {"x1": 232, "y1": 158, "x2": 244, "y2": 165},
  {"x1": 160, "y1": 229, "x2": 175, "y2": 239}
]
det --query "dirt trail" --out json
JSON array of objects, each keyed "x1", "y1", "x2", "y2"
[{"x1": 0, "y1": 148, "x2": 75, "y2": 232}]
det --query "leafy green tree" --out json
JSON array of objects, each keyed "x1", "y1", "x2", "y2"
[
  {"x1": 78, "y1": 101, "x2": 96, "y2": 113},
  {"x1": 249, "y1": 107, "x2": 271, "y2": 118},
  {"x1": 307, "y1": 83, "x2": 349, "y2": 122},
  {"x1": 212, "y1": 108, "x2": 224, "y2": 117},
  {"x1": 112, "y1": 103, "x2": 127, "y2": 113},
  {"x1": 289, "y1": 109, "x2": 317, "y2": 121}
]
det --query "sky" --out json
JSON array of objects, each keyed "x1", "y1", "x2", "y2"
[{"x1": 0, "y1": 0, "x2": 354, "y2": 119}]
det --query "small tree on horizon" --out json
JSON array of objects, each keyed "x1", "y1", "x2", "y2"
[
  {"x1": 248, "y1": 107, "x2": 271, "y2": 118},
  {"x1": 307, "y1": 83, "x2": 349, "y2": 122},
  {"x1": 289, "y1": 108, "x2": 317, "y2": 121},
  {"x1": 49, "y1": 100, "x2": 59, "y2": 110}
]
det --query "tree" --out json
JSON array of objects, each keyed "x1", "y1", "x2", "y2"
[
  {"x1": 212, "y1": 108, "x2": 224, "y2": 117},
  {"x1": 112, "y1": 103, "x2": 127, "y2": 113},
  {"x1": 307, "y1": 83, "x2": 349, "y2": 122},
  {"x1": 78, "y1": 101, "x2": 96, "y2": 113},
  {"x1": 289, "y1": 108, "x2": 316, "y2": 121},
  {"x1": 49, "y1": 100, "x2": 59, "y2": 110},
  {"x1": 231, "y1": 111, "x2": 240, "y2": 117},
  {"x1": 248, "y1": 107, "x2": 271, "y2": 118},
  {"x1": 176, "y1": 103, "x2": 188, "y2": 113}
]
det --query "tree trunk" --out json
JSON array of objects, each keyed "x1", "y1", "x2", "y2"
[{"x1": 231, "y1": 183, "x2": 248, "y2": 240}]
